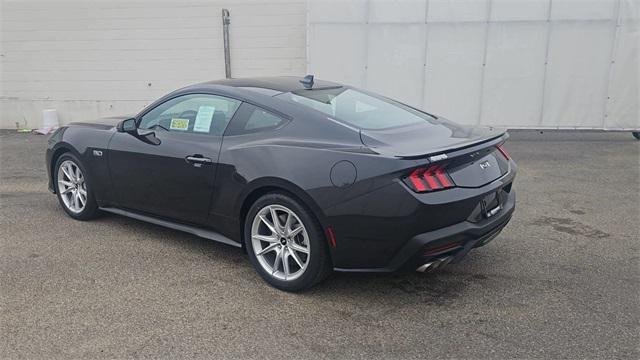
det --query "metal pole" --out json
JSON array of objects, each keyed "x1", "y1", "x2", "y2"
[
  {"x1": 476, "y1": 0, "x2": 493, "y2": 125},
  {"x1": 537, "y1": 0, "x2": 554, "y2": 127},
  {"x1": 222, "y1": 9, "x2": 231, "y2": 79},
  {"x1": 420, "y1": 0, "x2": 431, "y2": 111},
  {"x1": 362, "y1": 0, "x2": 371, "y2": 88},
  {"x1": 602, "y1": 0, "x2": 622, "y2": 129}
]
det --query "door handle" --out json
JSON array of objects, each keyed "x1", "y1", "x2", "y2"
[{"x1": 185, "y1": 155, "x2": 213, "y2": 167}]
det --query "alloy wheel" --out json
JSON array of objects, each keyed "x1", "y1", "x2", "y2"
[
  {"x1": 57, "y1": 160, "x2": 87, "y2": 213},
  {"x1": 251, "y1": 204, "x2": 310, "y2": 281}
]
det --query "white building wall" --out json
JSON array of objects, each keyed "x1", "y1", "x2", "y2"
[
  {"x1": 2, "y1": 0, "x2": 638, "y2": 131},
  {"x1": 0, "y1": 0, "x2": 307, "y2": 129},
  {"x1": 308, "y1": 0, "x2": 640, "y2": 130}
]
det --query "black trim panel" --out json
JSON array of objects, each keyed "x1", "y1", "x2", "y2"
[{"x1": 100, "y1": 207, "x2": 241, "y2": 248}]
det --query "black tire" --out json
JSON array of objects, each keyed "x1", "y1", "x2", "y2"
[
  {"x1": 244, "y1": 192, "x2": 332, "y2": 292},
  {"x1": 54, "y1": 153, "x2": 100, "y2": 220}
]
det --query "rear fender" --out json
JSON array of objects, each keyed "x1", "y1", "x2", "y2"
[{"x1": 237, "y1": 177, "x2": 329, "y2": 230}]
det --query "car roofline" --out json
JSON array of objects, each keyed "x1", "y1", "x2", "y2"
[{"x1": 185, "y1": 76, "x2": 344, "y2": 94}]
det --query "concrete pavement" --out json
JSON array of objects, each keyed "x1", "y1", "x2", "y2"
[{"x1": 1, "y1": 130, "x2": 638, "y2": 359}]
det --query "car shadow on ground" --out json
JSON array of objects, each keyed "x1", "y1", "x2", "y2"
[
  {"x1": 312, "y1": 264, "x2": 493, "y2": 305},
  {"x1": 95, "y1": 211, "x2": 493, "y2": 303}
]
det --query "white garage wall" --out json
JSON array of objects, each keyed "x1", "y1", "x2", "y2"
[
  {"x1": 0, "y1": 0, "x2": 307, "y2": 128},
  {"x1": 2, "y1": 0, "x2": 637, "y2": 130},
  {"x1": 308, "y1": 0, "x2": 640, "y2": 130}
]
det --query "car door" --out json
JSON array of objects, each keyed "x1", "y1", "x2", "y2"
[
  {"x1": 207, "y1": 103, "x2": 291, "y2": 231},
  {"x1": 108, "y1": 93, "x2": 242, "y2": 225}
]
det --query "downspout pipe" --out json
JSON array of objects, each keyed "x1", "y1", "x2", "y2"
[{"x1": 222, "y1": 9, "x2": 231, "y2": 79}]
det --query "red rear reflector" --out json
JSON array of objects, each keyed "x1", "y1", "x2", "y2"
[
  {"x1": 326, "y1": 226, "x2": 337, "y2": 248},
  {"x1": 404, "y1": 164, "x2": 455, "y2": 193},
  {"x1": 423, "y1": 242, "x2": 462, "y2": 256},
  {"x1": 497, "y1": 144, "x2": 510, "y2": 160}
]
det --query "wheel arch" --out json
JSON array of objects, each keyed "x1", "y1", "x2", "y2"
[
  {"x1": 49, "y1": 143, "x2": 82, "y2": 192},
  {"x1": 237, "y1": 178, "x2": 329, "y2": 248}
]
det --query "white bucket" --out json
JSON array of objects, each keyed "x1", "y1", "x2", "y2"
[
  {"x1": 35, "y1": 109, "x2": 60, "y2": 134},
  {"x1": 42, "y1": 109, "x2": 59, "y2": 128}
]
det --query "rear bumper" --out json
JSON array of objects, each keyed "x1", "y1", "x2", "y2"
[
  {"x1": 388, "y1": 189, "x2": 514, "y2": 272},
  {"x1": 334, "y1": 188, "x2": 515, "y2": 272},
  {"x1": 328, "y1": 155, "x2": 517, "y2": 272}
]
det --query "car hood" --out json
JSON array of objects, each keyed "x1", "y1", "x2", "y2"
[
  {"x1": 359, "y1": 117, "x2": 506, "y2": 158},
  {"x1": 68, "y1": 115, "x2": 133, "y2": 130}
]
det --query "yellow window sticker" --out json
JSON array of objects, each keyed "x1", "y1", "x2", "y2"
[{"x1": 170, "y1": 118, "x2": 189, "y2": 131}]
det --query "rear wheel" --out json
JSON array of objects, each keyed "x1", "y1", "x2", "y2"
[
  {"x1": 54, "y1": 153, "x2": 99, "y2": 220},
  {"x1": 244, "y1": 192, "x2": 332, "y2": 292}
]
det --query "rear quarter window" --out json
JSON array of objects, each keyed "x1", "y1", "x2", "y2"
[
  {"x1": 224, "y1": 103, "x2": 289, "y2": 136},
  {"x1": 245, "y1": 108, "x2": 284, "y2": 130}
]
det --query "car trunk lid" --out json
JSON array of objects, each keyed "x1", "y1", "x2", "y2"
[
  {"x1": 360, "y1": 119, "x2": 510, "y2": 188},
  {"x1": 359, "y1": 118, "x2": 506, "y2": 158}
]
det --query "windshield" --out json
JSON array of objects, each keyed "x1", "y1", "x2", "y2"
[{"x1": 276, "y1": 87, "x2": 436, "y2": 130}]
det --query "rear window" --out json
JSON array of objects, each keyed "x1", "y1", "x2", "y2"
[{"x1": 276, "y1": 87, "x2": 435, "y2": 130}]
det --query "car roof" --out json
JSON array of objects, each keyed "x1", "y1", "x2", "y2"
[{"x1": 193, "y1": 76, "x2": 342, "y2": 94}]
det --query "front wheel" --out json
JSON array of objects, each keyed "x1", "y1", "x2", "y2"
[
  {"x1": 244, "y1": 192, "x2": 332, "y2": 292},
  {"x1": 54, "y1": 153, "x2": 99, "y2": 220}
]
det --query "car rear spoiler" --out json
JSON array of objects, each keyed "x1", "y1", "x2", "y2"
[{"x1": 396, "y1": 132, "x2": 509, "y2": 161}]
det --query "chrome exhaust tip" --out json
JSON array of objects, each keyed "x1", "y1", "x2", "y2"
[
  {"x1": 439, "y1": 256, "x2": 453, "y2": 267},
  {"x1": 416, "y1": 256, "x2": 453, "y2": 273},
  {"x1": 416, "y1": 261, "x2": 436, "y2": 272}
]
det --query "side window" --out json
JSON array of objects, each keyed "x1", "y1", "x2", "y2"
[
  {"x1": 139, "y1": 94, "x2": 241, "y2": 136},
  {"x1": 245, "y1": 108, "x2": 285, "y2": 131}
]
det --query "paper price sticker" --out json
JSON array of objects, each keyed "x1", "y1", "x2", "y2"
[{"x1": 194, "y1": 106, "x2": 215, "y2": 133}]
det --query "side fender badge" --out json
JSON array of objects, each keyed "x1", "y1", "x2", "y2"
[{"x1": 93, "y1": 149, "x2": 103, "y2": 157}]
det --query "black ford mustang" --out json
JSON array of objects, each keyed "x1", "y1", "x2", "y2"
[{"x1": 46, "y1": 76, "x2": 516, "y2": 291}]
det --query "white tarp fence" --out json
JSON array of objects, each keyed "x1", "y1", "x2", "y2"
[{"x1": 307, "y1": 0, "x2": 639, "y2": 130}]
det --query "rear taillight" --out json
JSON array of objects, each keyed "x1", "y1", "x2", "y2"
[
  {"x1": 496, "y1": 144, "x2": 510, "y2": 160},
  {"x1": 404, "y1": 164, "x2": 455, "y2": 193}
]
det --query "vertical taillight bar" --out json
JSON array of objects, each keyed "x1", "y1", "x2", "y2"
[{"x1": 497, "y1": 144, "x2": 510, "y2": 160}]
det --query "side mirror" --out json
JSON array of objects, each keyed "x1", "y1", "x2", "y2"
[{"x1": 117, "y1": 118, "x2": 137, "y2": 133}]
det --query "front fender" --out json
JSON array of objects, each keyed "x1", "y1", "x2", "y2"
[{"x1": 46, "y1": 125, "x2": 116, "y2": 205}]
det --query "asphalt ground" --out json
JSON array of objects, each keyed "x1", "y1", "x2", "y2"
[{"x1": 1, "y1": 129, "x2": 638, "y2": 359}]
